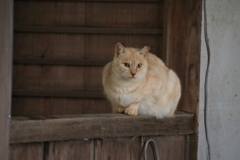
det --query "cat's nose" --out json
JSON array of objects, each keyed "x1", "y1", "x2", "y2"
[{"x1": 131, "y1": 73, "x2": 136, "y2": 76}]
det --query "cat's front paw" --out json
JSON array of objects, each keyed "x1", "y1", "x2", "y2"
[{"x1": 125, "y1": 108, "x2": 138, "y2": 116}]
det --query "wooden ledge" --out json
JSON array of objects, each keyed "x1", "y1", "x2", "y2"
[
  {"x1": 10, "y1": 111, "x2": 194, "y2": 144},
  {"x1": 14, "y1": 26, "x2": 163, "y2": 35}
]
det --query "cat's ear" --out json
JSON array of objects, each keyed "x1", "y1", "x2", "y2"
[
  {"x1": 114, "y1": 42, "x2": 125, "y2": 57},
  {"x1": 140, "y1": 46, "x2": 150, "y2": 56}
]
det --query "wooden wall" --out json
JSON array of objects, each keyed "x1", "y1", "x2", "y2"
[
  {"x1": 12, "y1": 0, "x2": 164, "y2": 116},
  {"x1": 9, "y1": 0, "x2": 202, "y2": 160},
  {"x1": 0, "y1": 0, "x2": 13, "y2": 159},
  {"x1": 10, "y1": 135, "x2": 190, "y2": 160}
]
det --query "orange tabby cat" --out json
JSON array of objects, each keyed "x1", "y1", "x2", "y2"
[{"x1": 102, "y1": 43, "x2": 181, "y2": 119}]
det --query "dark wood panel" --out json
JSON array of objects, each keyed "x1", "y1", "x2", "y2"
[
  {"x1": 84, "y1": 67, "x2": 104, "y2": 91},
  {"x1": 14, "y1": 33, "x2": 162, "y2": 60},
  {"x1": 85, "y1": 35, "x2": 163, "y2": 59},
  {"x1": 15, "y1": 26, "x2": 163, "y2": 35},
  {"x1": 12, "y1": 90, "x2": 105, "y2": 98},
  {"x1": 164, "y1": 1, "x2": 201, "y2": 159},
  {"x1": 14, "y1": 33, "x2": 85, "y2": 59},
  {"x1": 95, "y1": 137, "x2": 142, "y2": 160},
  {"x1": 11, "y1": 97, "x2": 111, "y2": 116},
  {"x1": 82, "y1": 99, "x2": 111, "y2": 114},
  {"x1": 13, "y1": 65, "x2": 105, "y2": 91},
  {"x1": 85, "y1": 2, "x2": 164, "y2": 28},
  {"x1": 165, "y1": 0, "x2": 201, "y2": 114},
  {"x1": 15, "y1": 1, "x2": 163, "y2": 28},
  {"x1": 45, "y1": 140, "x2": 94, "y2": 160},
  {"x1": 142, "y1": 135, "x2": 186, "y2": 160},
  {"x1": 9, "y1": 143, "x2": 43, "y2": 160},
  {"x1": 13, "y1": 58, "x2": 110, "y2": 66},
  {"x1": 0, "y1": 0, "x2": 12, "y2": 159},
  {"x1": 13, "y1": 65, "x2": 84, "y2": 90},
  {"x1": 185, "y1": 134, "x2": 198, "y2": 160},
  {"x1": 14, "y1": 1, "x2": 85, "y2": 27},
  {"x1": 15, "y1": 0, "x2": 164, "y2": 2},
  {"x1": 10, "y1": 111, "x2": 194, "y2": 143}
]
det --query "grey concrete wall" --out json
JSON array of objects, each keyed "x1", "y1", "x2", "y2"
[{"x1": 199, "y1": 0, "x2": 240, "y2": 159}]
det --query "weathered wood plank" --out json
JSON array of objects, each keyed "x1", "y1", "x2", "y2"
[
  {"x1": 84, "y1": 35, "x2": 163, "y2": 59},
  {"x1": 45, "y1": 140, "x2": 94, "y2": 160},
  {"x1": 14, "y1": 1, "x2": 85, "y2": 27},
  {"x1": 164, "y1": 0, "x2": 202, "y2": 159},
  {"x1": 0, "y1": 0, "x2": 12, "y2": 159},
  {"x1": 14, "y1": 0, "x2": 164, "y2": 2},
  {"x1": 10, "y1": 111, "x2": 194, "y2": 144},
  {"x1": 142, "y1": 135, "x2": 186, "y2": 160},
  {"x1": 85, "y1": 2, "x2": 164, "y2": 28},
  {"x1": 11, "y1": 97, "x2": 111, "y2": 116},
  {"x1": 12, "y1": 90, "x2": 105, "y2": 98},
  {"x1": 13, "y1": 58, "x2": 110, "y2": 66},
  {"x1": 14, "y1": 26, "x2": 163, "y2": 35},
  {"x1": 13, "y1": 65, "x2": 84, "y2": 91},
  {"x1": 14, "y1": 33, "x2": 85, "y2": 59},
  {"x1": 9, "y1": 143, "x2": 43, "y2": 160},
  {"x1": 165, "y1": 0, "x2": 201, "y2": 114},
  {"x1": 95, "y1": 137, "x2": 142, "y2": 160},
  {"x1": 13, "y1": 33, "x2": 162, "y2": 60},
  {"x1": 185, "y1": 134, "x2": 198, "y2": 160}
]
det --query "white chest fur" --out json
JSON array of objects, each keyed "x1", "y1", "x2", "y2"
[{"x1": 105, "y1": 84, "x2": 144, "y2": 107}]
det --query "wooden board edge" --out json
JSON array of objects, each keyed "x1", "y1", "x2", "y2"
[{"x1": 10, "y1": 112, "x2": 195, "y2": 144}]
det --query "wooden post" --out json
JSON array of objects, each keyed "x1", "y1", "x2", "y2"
[
  {"x1": 164, "y1": 0, "x2": 202, "y2": 159},
  {"x1": 0, "y1": 0, "x2": 13, "y2": 159}
]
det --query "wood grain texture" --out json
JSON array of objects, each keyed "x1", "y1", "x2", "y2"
[
  {"x1": 10, "y1": 111, "x2": 194, "y2": 143},
  {"x1": 45, "y1": 140, "x2": 94, "y2": 160},
  {"x1": 165, "y1": 0, "x2": 201, "y2": 114},
  {"x1": 14, "y1": 1, "x2": 85, "y2": 27},
  {"x1": 14, "y1": 1, "x2": 163, "y2": 28},
  {"x1": 12, "y1": 90, "x2": 105, "y2": 98},
  {"x1": 0, "y1": 0, "x2": 12, "y2": 159},
  {"x1": 185, "y1": 134, "x2": 198, "y2": 160},
  {"x1": 85, "y1": 2, "x2": 163, "y2": 28},
  {"x1": 15, "y1": 0, "x2": 164, "y2": 2},
  {"x1": 14, "y1": 33, "x2": 162, "y2": 60},
  {"x1": 164, "y1": 0, "x2": 202, "y2": 159},
  {"x1": 142, "y1": 135, "x2": 186, "y2": 160},
  {"x1": 13, "y1": 58, "x2": 110, "y2": 66},
  {"x1": 85, "y1": 35, "x2": 163, "y2": 59},
  {"x1": 14, "y1": 33, "x2": 85, "y2": 59},
  {"x1": 95, "y1": 137, "x2": 142, "y2": 160},
  {"x1": 12, "y1": 97, "x2": 111, "y2": 116},
  {"x1": 9, "y1": 143, "x2": 43, "y2": 160},
  {"x1": 15, "y1": 26, "x2": 163, "y2": 35},
  {"x1": 13, "y1": 65, "x2": 84, "y2": 90}
]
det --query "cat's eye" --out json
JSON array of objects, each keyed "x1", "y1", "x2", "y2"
[
  {"x1": 123, "y1": 63, "x2": 130, "y2": 68},
  {"x1": 137, "y1": 63, "x2": 142, "y2": 68}
]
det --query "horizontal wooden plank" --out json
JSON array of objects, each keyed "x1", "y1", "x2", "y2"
[
  {"x1": 13, "y1": 58, "x2": 110, "y2": 66},
  {"x1": 14, "y1": 0, "x2": 164, "y2": 2},
  {"x1": 10, "y1": 111, "x2": 195, "y2": 143},
  {"x1": 12, "y1": 90, "x2": 105, "y2": 98},
  {"x1": 14, "y1": 26, "x2": 163, "y2": 35}
]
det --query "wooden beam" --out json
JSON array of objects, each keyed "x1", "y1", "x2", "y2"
[
  {"x1": 14, "y1": 26, "x2": 163, "y2": 35},
  {"x1": 13, "y1": 58, "x2": 111, "y2": 66},
  {"x1": 164, "y1": 0, "x2": 202, "y2": 159},
  {"x1": 12, "y1": 90, "x2": 105, "y2": 99},
  {"x1": 14, "y1": 0, "x2": 164, "y2": 2},
  {"x1": 10, "y1": 111, "x2": 195, "y2": 143},
  {"x1": 0, "y1": 0, "x2": 13, "y2": 159}
]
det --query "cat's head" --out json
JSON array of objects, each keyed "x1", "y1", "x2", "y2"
[{"x1": 112, "y1": 42, "x2": 149, "y2": 81}]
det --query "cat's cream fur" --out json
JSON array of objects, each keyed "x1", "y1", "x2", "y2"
[{"x1": 102, "y1": 43, "x2": 181, "y2": 119}]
